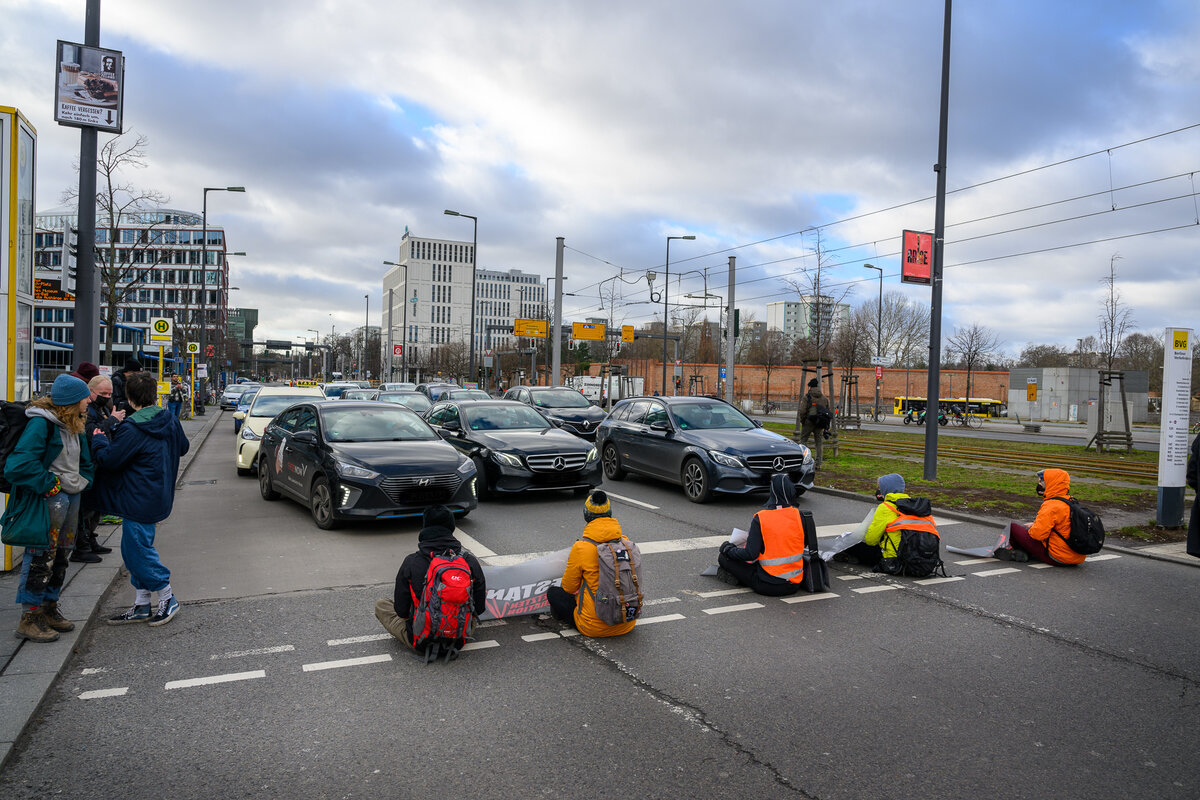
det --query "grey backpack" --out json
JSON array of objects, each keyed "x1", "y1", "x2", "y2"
[{"x1": 581, "y1": 536, "x2": 644, "y2": 625}]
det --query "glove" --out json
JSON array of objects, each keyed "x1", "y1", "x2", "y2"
[{"x1": 719, "y1": 541, "x2": 735, "y2": 555}]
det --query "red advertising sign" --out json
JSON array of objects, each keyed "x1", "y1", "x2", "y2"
[
  {"x1": 393, "y1": 344, "x2": 403, "y2": 356},
  {"x1": 875, "y1": 366, "x2": 883, "y2": 380},
  {"x1": 901, "y1": 229, "x2": 933, "y2": 285}
]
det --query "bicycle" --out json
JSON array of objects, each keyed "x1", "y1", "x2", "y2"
[{"x1": 865, "y1": 408, "x2": 888, "y2": 423}]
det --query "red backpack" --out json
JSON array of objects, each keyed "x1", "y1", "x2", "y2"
[{"x1": 410, "y1": 550, "x2": 475, "y2": 664}]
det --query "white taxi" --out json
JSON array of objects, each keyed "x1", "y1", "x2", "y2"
[{"x1": 233, "y1": 385, "x2": 324, "y2": 475}]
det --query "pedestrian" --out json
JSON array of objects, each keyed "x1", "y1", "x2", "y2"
[
  {"x1": 1188, "y1": 433, "x2": 1200, "y2": 559},
  {"x1": 111, "y1": 358, "x2": 141, "y2": 413},
  {"x1": 545, "y1": 490, "x2": 642, "y2": 637},
  {"x1": 374, "y1": 505, "x2": 487, "y2": 654},
  {"x1": 2, "y1": 374, "x2": 94, "y2": 643},
  {"x1": 995, "y1": 469, "x2": 1088, "y2": 566},
  {"x1": 167, "y1": 375, "x2": 186, "y2": 419},
  {"x1": 92, "y1": 371, "x2": 190, "y2": 626},
  {"x1": 69, "y1": 361, "x2": 100, "y2": 384},
  {"x1": 716, "y1": 474, "x2": 806, "y2": 596},
  {"x1": 797, "y1": 378, "x2": 831, "y2": 467},
  {"x1": 71, "y1": 375, "x2": 123, "y2": 564}
]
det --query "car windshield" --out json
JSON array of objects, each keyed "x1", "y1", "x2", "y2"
[
  {"x1": 672, "y1": 402, "x2": 753, "y2": 430},
  {"x1": 323, "y1": 406, "x2": 436, "y2": 442},
  {"x1": 250, "y1": 395, "x2": 310, "y2": 417},
  {"x1": 449, "y1": 390, "x2": 490, "y2": 400},
  {"x1": 238, "y1": 390, "x2": 260, "y2": 407},
  {"x1": 531, "y1": 389, "x2": 590, "y2": 409},
  {"x1": 379, "y1": 392, "x2": 431, "y2": 412},
  {"x1": 223, "y1": 386, "x2": 246, "y2": 396},
  {"x1": 463, "y1": 404, "x2": 551, "y2": 431}
]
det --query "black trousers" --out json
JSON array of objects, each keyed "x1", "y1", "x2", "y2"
[
  {"x1": 546, "y1": 585, "x2": 578, "y2": 628},
  {"x1": 717, "y1": 552, "x2": 801, "y2": 597}
]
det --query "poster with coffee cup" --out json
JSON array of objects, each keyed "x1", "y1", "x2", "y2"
[{"x1": 54, "y1": 40, "x2": 124, "y2": 133}]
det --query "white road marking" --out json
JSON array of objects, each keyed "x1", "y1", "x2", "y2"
[
  {"x1": 853, "y1": 585, "x2": 901, "y2": 594},
  {"x1": 327, "y1": 633, "x2": 392, "y2": 646},
  {"x1": 522, "y1": 632, "x2": 561, "y2": 642},
  {"x1": 481, "y1": 551, "x2": 558, "y2": 567},
  {"x1": 604, "y1": 492, "x2": 660, "y2": 510},
  {"x1": 837, "y1": 575, "x2": 866, "y2": 581},
  {"x1": 211, "y1": 645, "x2": 295, "y2": 660},
  {"x1": 644, "y1": 596, "x2": 681, "y2": 605},
  {"x1": 639, "y1": 536, "x2": 727, "y2": 554},
  {"x1": 165, "y1": 670, "x2": 266, "y2": 690},
  {"x1": 972, "y1": 567, "x2": 1021, "y2": 577},
  {"x1": 638, "y1": 613, "x2": 686, "y2": 625},
  {"x1": 955, "y1": 558, "x2": 997, "y2": 566},
  {"x1": 815, "y1": 518, "x2": 960, "y2": 538},
  {"x1": 80, "y1": 667, "x2": 107, "y2": 675},
  {"x1": 915, "y1": 576, "x2": 965, "y2": 586},
  {"x1": 302, "y1": 654, "x2": 392, "y2": 673},
  {"x1": 1088, "y1": 554, "x2": 1121, "y2": 562},
  {"x1": 79, "y1": 687, "x2": 127, "y2": 700},
  {"x1": 1028, "y1": 563, "x2": 1053, "y2": 569},
  {"x1": 696, "y1": 587, "x2": 752, "y2": 598},
  {"x1": 559, "y1": 629, "x2": 581, "y2": 637},
  {"x1": 781, "y1": 593, "x2": 839, "y2": 603},
  {"x1": 476, "y1": 619, "x2": 508, "y2": 628},
  {"x1": 703, "y1": 602, "x2": 764, "y2": 615},
  {"x1": 455, "y1": 530, "x2": 497, "y2": 558},
  {"x1": 462, "y1": 640, "x2": 500, "y2": 651}
]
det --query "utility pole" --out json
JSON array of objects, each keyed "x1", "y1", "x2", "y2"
[
  {"x1": 724, "y1": 256, "x2": 736, "y2": 404},
  {"x1": 71, "y1": 0, "x2": 102, "y2": 366}
]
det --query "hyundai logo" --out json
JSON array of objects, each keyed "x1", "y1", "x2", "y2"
[
  {"x1": 553, "y1": 457, "x2": 566, "y2": 471},
  {"x1": 418, "y1": 477, "x2": 431, "y2": 487},
  {"x1": 772, "y1": 456, "x2": 786, "y2": 472}
]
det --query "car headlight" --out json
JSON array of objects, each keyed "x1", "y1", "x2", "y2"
[
  {"x1": 456, "y1": 458, "x2": 475, "y2": 475},
  {"x1": 709, "y1": 450, "x2": 744, "y2": 469},
  {"x1": 240, "y1": 426, "x2": 261, "y2": 441},
  {"x1": 585, "y1": 446, "x2": 598, "y2": 463},
  {"x1": 492, "y1": 451, "x2": 523, "y2": 467},
  {"x1": 802, "y1": 448, "x2": 814, "y2": 467},
  {"x1": 335, "y1": 459, "x2": 379, "y2": 480}
]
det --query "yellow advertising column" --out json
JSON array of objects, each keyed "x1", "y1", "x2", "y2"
[{"x1": 1, "y1": 106, "x2": 37, "y2": 570}]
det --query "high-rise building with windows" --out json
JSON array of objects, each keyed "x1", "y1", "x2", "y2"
[{"x1": 766, "y1": 297, "x2": 849, "y2": 343}]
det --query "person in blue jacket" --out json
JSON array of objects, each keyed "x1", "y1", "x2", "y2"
[
  {"x1": 3, "y1": 374, "x2": 95, "y2": 642},
  {"x1": 91, "y1": 371, "x2": 190, "y2": 626}
]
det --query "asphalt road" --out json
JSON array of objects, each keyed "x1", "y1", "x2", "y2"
[{"x1": 1, "y1": 414, "x2": 1197, "y2": 799}]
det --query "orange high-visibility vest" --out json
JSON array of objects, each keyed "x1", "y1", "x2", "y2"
[{"x1": 754, "y1": 507, "x2": 806, "y2": 583}]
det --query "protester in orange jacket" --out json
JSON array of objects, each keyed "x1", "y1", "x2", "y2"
[{"x1": 996, "y1": 468, "x2": 1086, "y2": 566}]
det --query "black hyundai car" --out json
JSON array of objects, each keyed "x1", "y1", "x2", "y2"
[
  {"x1": 595, "y1": 396, "x2": 815, "y2": 503},
  {"x1": 256, "y1": 400, "x2": 477, "y2": 529},
  {"x1": 423, "y1": 399, "x2": 602, "y2": 499},
  {"x1": 502, "y1": 385, "x2": 609, "y2": 440}
]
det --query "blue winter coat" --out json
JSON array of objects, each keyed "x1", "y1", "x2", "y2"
[
  {"x1": 91, "y1": 405, "x2": 190, "y2": 524},
  {"x1": 1, "y1": 415, "x2": 94, "y2": 545}
]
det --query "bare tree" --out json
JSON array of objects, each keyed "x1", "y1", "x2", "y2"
[
  {"x1": 1097, "y1": 254, "x2": 1135, "y2": 371},
  {"x1": 781, "y1": 229, "x2": 852, "y2": 362},
  {"x1": 1017, "y1": 343, "x2": 1072, "y2": 367},
  {"x1": 945, "y1": 323, "x2": 1003, "y2": 412},
  {"x1": 831, "y1": 305, "x2": 876, "y2": 374},
  {"x1": 1117, "y1": 331, "x2": 1164, "y2": 394},
  {"x1": 747, "y1": 329, "x2": 791, "y2": 403}
]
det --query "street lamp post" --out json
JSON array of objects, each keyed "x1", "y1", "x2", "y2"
[
  {"x1": 865, "y1": 263, "x2": 883, "y2": 420},
  {"x1": 363, "y1": 293, "x2": 369, "y2": 380},
  {"x1": 444, "y1": 209, "x2": 478, "y2": 386},
  {"x1": 547, "y1": 275, "x2": 569, "y2": 385},
  {"x1": 198, "y1": 186, "x2": 245, "y2": 415},
  {"x1": 307, "y1": 329, "x2": 319, "y2": 379},
  {"x1": 383, "y1": 260, "x2": 410, "y2": 382},
  {"x1": 663, "y1": 235, "x2": 695, "y2": 396}
]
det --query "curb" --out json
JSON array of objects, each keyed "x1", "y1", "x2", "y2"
[{"x1": 807, "y1": 483, "x2": 1200, "y2": 569}]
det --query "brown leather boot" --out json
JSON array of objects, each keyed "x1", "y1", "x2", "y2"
[
  {"x1": 15, "y1": 610, "x2": 60, "y2": 643},
  {"x1": 42, "y1": 601, "x2": 76, "y2": 632}
]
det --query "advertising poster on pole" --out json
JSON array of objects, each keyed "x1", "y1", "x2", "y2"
[{"x1": 54, "y1": 40, "x2": 125, "y2": 133}]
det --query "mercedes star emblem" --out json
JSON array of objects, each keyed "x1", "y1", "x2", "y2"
[
  {"x1": 553, "y1": 457, "x2": 566, "y2": 471},
  {"x1": 772, "y1": 456, "x2": 786, "y2": 472}
]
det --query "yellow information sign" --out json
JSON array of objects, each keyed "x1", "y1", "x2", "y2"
[
  {"x1": 149, "y1": 316, "x2": 173, "y2": 344},
  {"x1": 1026, "y1": 379, "x2": 1038, "y2": 402},
  {"x1": 572, "y1": 322, "x2": 606, "y2": 341},
  {"x1": 622, "y1": 325, "x2": 635, "y2": 343},
  {"x1": 1172, "y1": 330, "x2": 1189, "y2": 351},
  {"x1": 514, "y1": 318, "x2": 548, "y2": 338}
]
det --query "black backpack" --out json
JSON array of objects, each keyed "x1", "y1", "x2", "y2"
[
  {"x1": 0, "y1": 400, "x2": 31, "y2": 494},
  {"x1": 879, "y1": 497, "x2": 947, "y2": 578},
  {"x1": 811, "y1": 403, "x2": 833, "y2": 430},
  {"x1": 798, "y1": 510, "x2": 830, "y2": 593},
  {"x1": 1049, "y1": 497, "x2": 1105, "y2": 555}
]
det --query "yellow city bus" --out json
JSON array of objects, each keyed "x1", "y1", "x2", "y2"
[{"x1": 892, "y1": 397, "x2": 1005, "y2": 417}]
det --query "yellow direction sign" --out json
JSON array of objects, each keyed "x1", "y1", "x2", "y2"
[
  {"x1": 572, "y1": 322, "x2": 606, "y2": 341},
  {"x1": 622, "y1": 325, "x2": 635, "y2": 343},
  {"x1": 149, "y1": 316, "x2": 173, "y2": 343},
  {"x1": 514, "y1": 318, "x2": 548, "y2": 338},
  {"x1": 1026, "y1": 378, "x2": 1038, "y2": 402}
]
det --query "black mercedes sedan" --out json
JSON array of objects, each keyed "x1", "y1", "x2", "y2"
[
  {"x1": 257, "y1": 400, "x2": 477, "y2": 529},
  {"x1": 423, "y1": 399, "x2": 602, "y2": 499},
  {"x1": 502, "y1": 385, "x2": 609, "y2": 440},
  {"x1": 595, "y1": 396, "x2": 815, "y2": 503}
]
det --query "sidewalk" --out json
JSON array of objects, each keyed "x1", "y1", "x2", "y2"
[{"x1": 0, "y1": 406, "x2": 223, "y2": 769}]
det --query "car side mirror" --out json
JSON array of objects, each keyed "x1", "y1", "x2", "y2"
[
  {"x1": 649, "y1": 420, "x2": 671, "y2": 432},
  {"x1": 443, "y1": 419, "x2": 461, "y2": 431},
  {"x1": 753, "y1": 419, "x2": 763, "y2": 428},
  {"x1": 233, "y1": 411, "x2": 245, "y2": 420},
  {"x1": 293, "y1": 430, "x2": 318, "y2": 446}
]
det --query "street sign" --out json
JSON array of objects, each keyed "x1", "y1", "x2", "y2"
[
  {"x1": 572, "y1": 322, "x2": 605, "y2": 341},
  {"x1": 149, "y1": 316, "x2": 173, "y2": 343},
  {"x1": 901, "y1": 229, "x2": 933, "y2": 285},
  {"x1": 870, "y1": 355, "x2": 893, "y2": 366},
  {"x1": 54, "y1": 41, "x2": 125, "y2": 133},
  {"x1": 1026, "y1": 377, "x2": 1038, "y2": 402},
  {"x1": 622, "y1": 325, "x2": 634, "y2": 343},
  {"x1": 875, "y1": 366, "x2": 883, "y2": 380},
  {"x1": 514, "y1": 318, "x2": 548, "y2": 338},
  {"x1": 186, "y1": 342, "x2": 199, "y2": 354},
  {"x1": 393, "y1": 344, "x2": 403, "y2": 357}
]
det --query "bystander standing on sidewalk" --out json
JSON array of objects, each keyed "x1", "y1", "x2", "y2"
[
  {"x1": 72, "y1": 375, "x2": 124, "y2": 564},
  {"x1": 167, "y1": 375, "x2": 187, "y2": 420}
]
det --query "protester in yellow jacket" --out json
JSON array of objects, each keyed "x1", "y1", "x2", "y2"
[
  {"x1": 545, "y1": 491, "x2": 637, "y2": 637},
  {"x1": 833, "y1": 473, "x2": 909, "y2": 567}
]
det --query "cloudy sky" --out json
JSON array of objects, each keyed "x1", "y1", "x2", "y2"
[{"x1": 4, "y1": 0, "x2": 1199, "y2": 357}]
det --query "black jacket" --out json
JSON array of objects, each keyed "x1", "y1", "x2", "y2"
[
  {"x1": 393, "y1": 526, "x2": 488, "y2": 619},
  {"x1": 1187, "y1": 433, "x2": 1199, "y2": 557}
]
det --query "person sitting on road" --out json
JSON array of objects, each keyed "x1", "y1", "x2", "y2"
[
  {"x1": 994, "y1": 469, "x2": 1086, "y2": 566},
  {"x1": 546, "y1": 490, "x2": 641, "y2": 637},
  {"x1": 375, "y1": 505, "x2": 487, "y2": 649},
  {"x1": 832, "y1": 473, "x2": 912, "y2": 569},
  {"x1": 716, "y1": 474, "x2": 806, "y2": 597}
]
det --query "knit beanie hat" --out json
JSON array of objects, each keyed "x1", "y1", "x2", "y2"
[
  {"x1": 877, "y1": 473, "x2": 905, "y2": 496},
  {"x1": 123, "y1": 359, "x2": 142, "y2": 373},
  {"x1": 583, "y1": 490, "x2": 612, "y2": 523},
  {"x1": 71, "y1": 361, "x2": 100, "y2": 382},
  {"x1": 420, "y1": 505, "x2": 455, "y2": 536},
  {"x1": 51, "y1": 374, "x2": 91, "y2": 406}
]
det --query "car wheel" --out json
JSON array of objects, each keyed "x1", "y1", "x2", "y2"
[
  {"x1": 472, "y1": 456, "x2": 492, "y2": 500},
  {"x1": 258, "y1": 457, "x2": 279, "y2": 500},
  {"x1": 310, "y1": 476, "x2": 340, "y2": 530},
  {"x1": 681, "y1": 457, "x2": 712, "y2": 504},
  {"x1": 602, "y1": 444, "x2": 626, "y2": 480}
]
